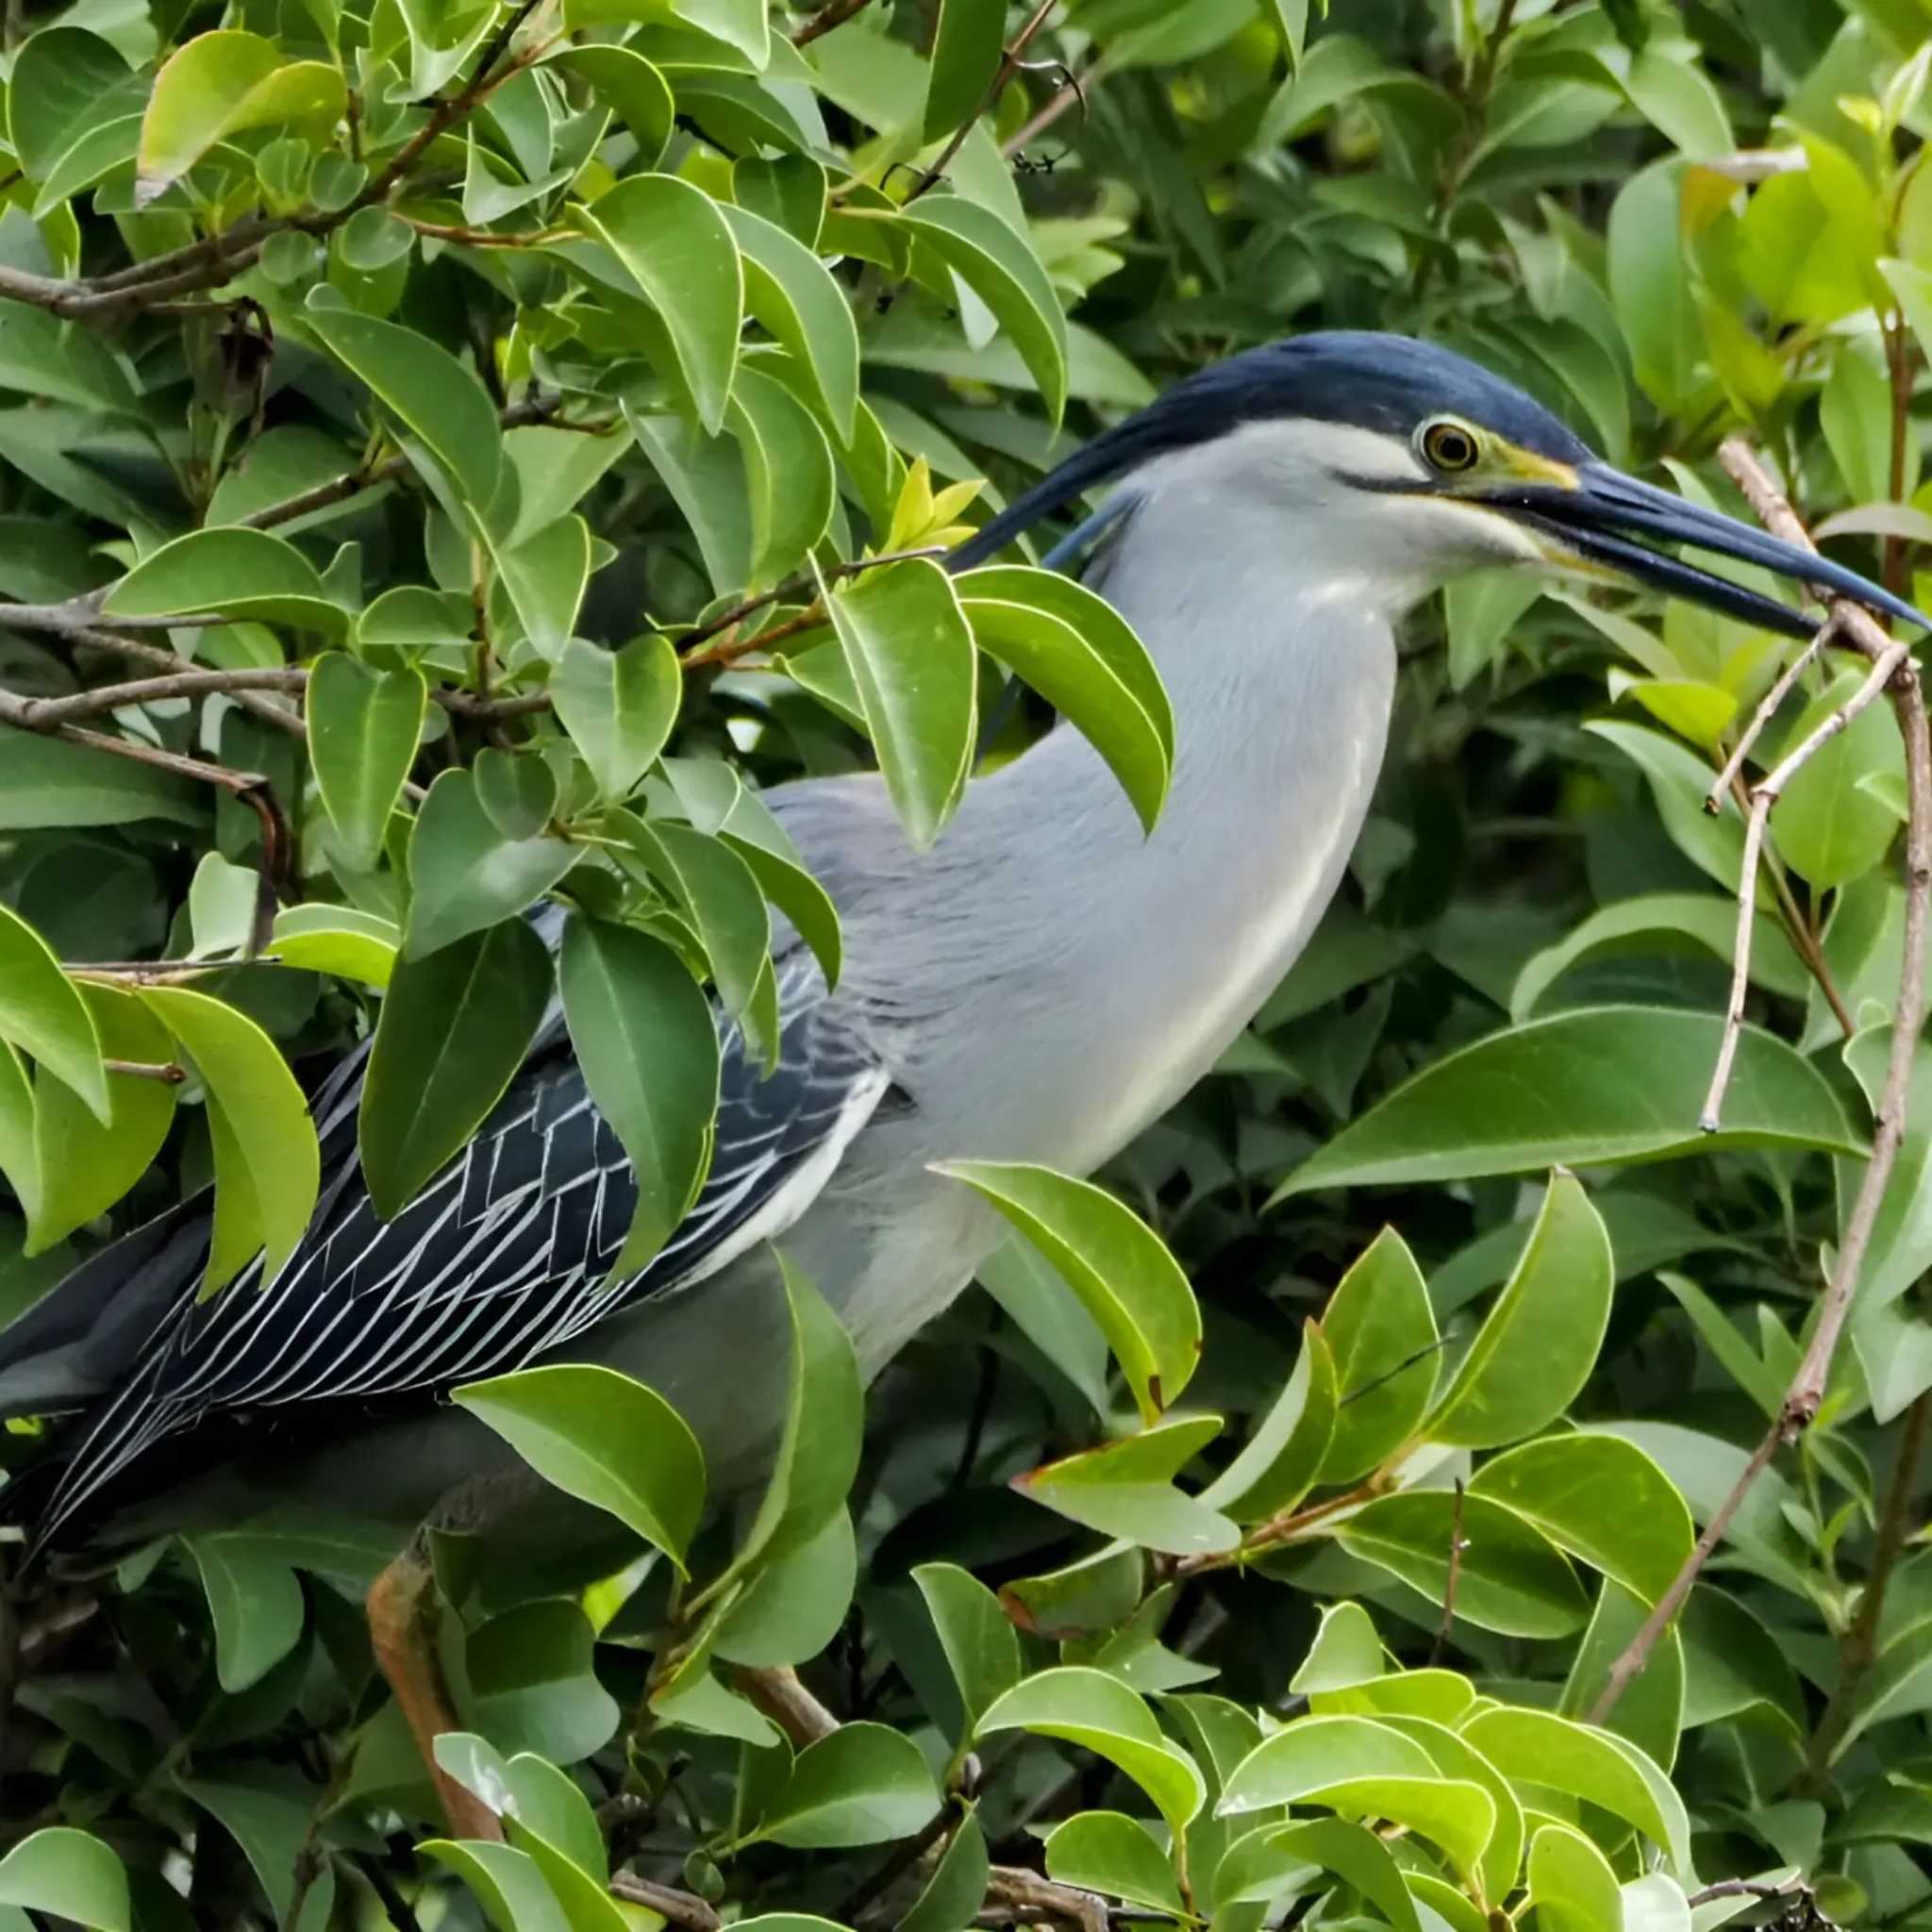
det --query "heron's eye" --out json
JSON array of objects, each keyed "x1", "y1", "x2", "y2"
[{"x1": 1420, "y1": 419, "x2": 1481, "y2": 474}]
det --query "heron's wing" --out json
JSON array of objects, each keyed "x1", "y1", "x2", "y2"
[{"x1": 28, "y1": 942, "x2": 886, "y2": 1546}]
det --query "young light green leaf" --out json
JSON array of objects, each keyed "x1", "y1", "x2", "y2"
[
  {"x1": 933, "y1": 1159, "x2": 1201, "y2": 1422},
  {"x1": 1278, "y1": 1007, "x2": 1860, "y2": 1195},
  {"x1": 1424, "y1": 1172, "x2": 1613, "y2": 1448},
  {"x1": 895, "y1": 196, "x2": 1069, "y2": 426},
  {"x1": 358, "y1": 915, "x2": 554, "y2": 1221},
  {"x1": 454, "y1": 1363, "x2": 707, "y2": 1571},
  {"x1": 1199, "y1": 1319, "x2": 1336, "y2": 1521},
  {"x1": 1014, "y1": 1414, "x2": 1239, "y2": 1556},
  {"x1": 1772, "y1": 666, "x2": 1907, "y2": 891},
  {"x1": 140, "y1": 987, "x2": 320, "y2": 1292},
  {"x1": 1219, "y1": 1820, "x2": 1417, "y2": 1932},
  {"x1": 138, "y1": 31, "x2": 343, "y2": 203},
  {"x1": 1218, "y1": 1713, "x2": 1435, "y2": 1815},
  {"x1": 550, "y1": 635, "x2": 680, "y2": 801},
  {"x1": 913, "y1": 1562, "x2": 1024, "y2": 1739},
  {"x1": 817, "y1": 557, "x2": 977, "y2": 851},
  {"x1": 0, "y1": 1830, "x2": 129, "y2": 1932},
  {"x1": 729, "y1": 367, "x2": 836, "y2": 587},
  {"x1": 1044, "y1": 1813, "x2": 1182, "y2": 1917},
  {"x1": 308, "y1": 653, "x2": 425, "y2": 873},
  {"x1": 1316, "y1": 1226, "x2": 1437, "y2": 1483},
  {"x1": 405, "y1": 769, "x2": 578, "y2": 959},
  {"x1": 1291, "y1": 1602, "x2": 1385, "y2": 1695},
  {"x1": 575, "y1": 175, "x2": 743, "y2": 434},
  {"x1": 103, "y1": 527, "x2": 344, "y2": 633},
  {"x1": 558, "y1": 916, "x2": 720, "y2": 1274},
  {"x1": 977, "y1": 1667, "x2": 1207, "y2": 1837},
  {"x1": 0, "y1": 900, "x2": 106, "y2": 1121},
  {"x1": 1529, "y1": 1824, "x2": 1624, "y2": 1932},
  {"x1": 756, "y1": 1724, "x2": 940, "y2": 1848}
]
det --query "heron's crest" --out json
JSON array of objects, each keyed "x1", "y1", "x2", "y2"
[{"x1": 950, "y1": 331, "x2": 1591, "y2": 572}]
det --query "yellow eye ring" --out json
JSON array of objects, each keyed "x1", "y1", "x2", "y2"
[{"x1": 1420, "y1": 419, "x2": 1481, "y2": 473}]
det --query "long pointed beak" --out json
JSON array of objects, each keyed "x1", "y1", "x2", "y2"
[{"x1": 1493, "y1": 464, "x2": 1929, "y2": 641}]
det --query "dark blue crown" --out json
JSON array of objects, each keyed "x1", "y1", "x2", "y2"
[{"x1": 950, "y1": 330, "x2": 1592, "y2": 571}]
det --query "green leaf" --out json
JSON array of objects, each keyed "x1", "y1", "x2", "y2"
[
  {"x1": 1375, "y1": 1714, "x2": 1524, "y2": 1905},
  {"x1": 0, "y1": 727, "x2": 205, "y2": 829},
  {"x1": 1607, "y1": 160, "x2": 1701, "y2": 413},
  {"x1": 1198, "y1": 1319, "x2": 1336, "y2": 1522},
  {"x1": 140, "y1": 987, "x2": 319, "y2": 1292},
  {"x1": 1045, "y1": 1813, "x2": 1182, "y2": 1916},
  {"x1": 8, "y1": 28, "x2": 143, "y2": 184},
  {"x1": 722, "y1": 204, "x2": 860, "y2": 441},
  {"x1": 495, "y1": 516, "x2": 591, "y2": 660},
  {"x1": 1529, "y1": 1824, "x2": 1623, "y2": 1932},
  {"x1": 308, "y1": 653, "x2": 425, "y2": 873},
  {"x1": 103, "y1": 528, "x2": 345, "y2": 633},
  {"x1": 817, "y1": 557, "x2": 977, "y2": 851},
  {"x1": 1470, "y1": 1430, "x2": 1694, "y2": 1606},
  {"x1": 1315, "y1": 1226, "x2": 1437, "y2": 1483},
  {"x1": 913, "y1": 1562, "x2": 1024, "y2": 1739},
  {"x1": 895, "y1": 196, "x2": 1069, "y2": 427},
  {"x1": 547, "y1": 46, "x2": 675, "y2": 165},
  {"x1": 1015, "y1": 1415, "x2": 1239, "y2": 1556},
  {"x1": 1291, "y1": 1601, "x2": 1384, "y2": 1694},
  {"x1": 558, "y1": 916, "x2": 720, "y2": 1273},
  {"x1": 550, "y1": 635, "x2": 680, "y2": 801},
  {"x1": 0, "y1": 1831, "x2": 128, "y2": 1932},
  {"x1": 405, "y1": 769, "x2": 578, "y2": 959},
  {"x1": 463, "y1": 1599, "x2": 621, "y2": 1763},
  {"x1": 1339, "y1": 1491, "x2": 1590, "y2": 1639},
  {"x1": 306, "y1": 304, "x2": 505, "y2": 522},
  {"x1": 1278, "y1": 1007, "x2": 1860, "y2": 1195},
  {"x1": 716, "y1": 787, "x2": 842, "y2": 989},
  {"x1": 924, "y1": 0, "x2": 1007, "y2": 140},
  {"x1": 575, "y1": 175, "x2": 743, "y2": 435},
  {"x1": 454, "y1": 1363, "x2": 706, "y2": 1570},
  {"x1": 729, "y1": 366, "x2": 836, "y2": 587},
  {"x1": 419, "y1": 1841, "x2": 571, "y2": 1932},
  {"x1": 1561, "y1": 1578, "x2": 1685, "y2": 1774},
  {"x1": 713, "y1": 1509, "x2": 856, "y2": 1667},
  {"x1": 25, "y1": 986, "x2": 175, "y2": 1253},
  {"x1": 933, "y1": 1159, "x2": 1201, "y2": 1422},
  {"x1": 902, "y1": 1812, "x2": 991, "y2": 1932},
  {"x1": 1771, "y1": 666, "x2": 1907, "y2": 890},
  {"x1": 1219, "y1": 1820, "x2": 1417, "y2": 1932},
  {"x1": 1424, "y1": 1172, "x2": 1612, "y2": 1448},
  {"x1": 977, "y1": 1667, "x2": 1207, "y2": 1838},
  {"x1": 757, "y1": 1724, "x2": 940, "y2": 1848},
  {"x1": 186, "y1": 1535, "x2": 306, "y2": 1693},
  {"x1": 0, "y1": 901, "x2": 106, "y2": 1121},
  {"x1": 1458, "y1": 1707, "x2": 1690, "y2": 1876},
  {"x1": 358, "y1": 915, "x2": 555, "y2": 1220},
  {"x1": 958, "y1": 578, "x2": 1171, "y2": 834},
  {"x1": 475, "y1": 749, "x2": 559, "y2": 842}
]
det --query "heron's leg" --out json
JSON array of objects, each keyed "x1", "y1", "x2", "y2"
[{"x1": 365, "y1": 1533, "x2": 501, "y2": 1843}]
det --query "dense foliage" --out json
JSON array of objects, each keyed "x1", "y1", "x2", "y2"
[{"x1": 5, "y1": 2, "x2": 1932, "y2": 1931}]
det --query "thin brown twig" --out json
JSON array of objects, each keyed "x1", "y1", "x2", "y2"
[
  {"x1": 1591, "y1": 442, "x2": 1932, "y2": 1723},
  {"x1": 104, "y1": 1058, "x2": 188, "y2": 1084},
  {"x1": 608, "y1": 1874, "x2": 723, "y2": 1932},
  {"x1": 678, "y1": 545, "x2": 950, "y2": 667},
  {"x1": 1429, "y1": 1478, "x2": 1466, "y2": 1667},
  {"x1": 1707, "y1": 614, "x2": 1840, "y2": 809},
  {"x1": 984, "y1": 1867, "x2": 1109, "y2": 1932},
  {"x1": 908, "y1": 0, "x2": 1058, "y2": 203},
  {"x1": 1686, "y1": 1880, "x2": 1807, "y2": 1908},
  {"x1": 732, "y1": 1665, "x2": 840, "y2": 1746},
  {"x1": 1000, "y1": 58, "x2": 1098, "y2": 158},
  {"x1": 791, "y1": 0, "x2": 874, "y2": 46}
]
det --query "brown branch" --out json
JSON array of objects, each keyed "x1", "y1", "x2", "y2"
[
  {"x1": 104, "y1": 1058, "x2": 188, "y2": 1084},
  {"x1": 907, "y1": 0, "x2": 1058, "y2": 203},
  {"x1": 983, "y1": 1867, "x2": 1109, "y2": 1932},
  {"x1": 69, "y1": 960, "x2": 236, "y2": 984},
  {"x1": 677, "y1": 545, "x2": 950, "y2": 668},
  {"x1": 3, "y1": 667, "x2": 308, "y2": 729},
  {"x1": 1429, "y1": 1478, "x2": 1467, "y2": 1667},
  {"x1": 1590, "y1": 441, "x2": 1932, "y2": 1724},
  {"x1": 791, "y1": 0, "x2": 874, "y2": 45},
  {"x1": 1707, "y1": 615, "x2": 1840, "y2": 810},
  {"x1": 1000, "y1": 58, "x2": 1097, "y2": 158},
  {"x1": 608, "y1": 1875, "x2": 722, "y2": 1932},
  {"x1": 732, "y1": 1665, "x2": 840, "y2": 1746},
  {"x1": 1686, "y1": 1880, "x2": 1807, "y2": 1908},
  {"x1": 1807, "y1": 1389, "x2": 1932, "y2": 1778}
]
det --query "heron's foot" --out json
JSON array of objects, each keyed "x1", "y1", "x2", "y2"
[{"x1": 366, "y1": 1544, "x2": 501, "y2": 1843}]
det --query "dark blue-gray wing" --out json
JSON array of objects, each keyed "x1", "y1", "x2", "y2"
[{"x1": 27, "y1": 943, "x2": 886, "y2": 1549}]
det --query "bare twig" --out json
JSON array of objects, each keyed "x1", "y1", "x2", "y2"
[
  {"x1": 104, "y1": 1058, "x2": 189, "y2": 1084},
  {"x1": 984, "y1": 1866, "x2": 1109, "y2": 1932},
  {"x1": 908, "y1": 1, "x2": 1058, "y2": 203},
  {"x1": 791, "y1": 0, "x2": 874, "y2": 45},
  {"x1": 1686, "y1": 1879, "x2": 1807, "y2": 1908},
  {"x1": 732, "y1": 1665, "x2": 840, "y2": 1746},
  {"x1": 1429, "y1": 1479, "x2": 1466, "y2": 1667},
  {"x1": 2, "y1": 667, "x2": 308, "y2": 728},
  {"x1": 677, "y1": 545, "x2": 949, "y2": 667},
  {"x1": 1591, "y1": 442, "x2": 1932, "y2": 1722},
  {"x1": 1702, "y1": 641, "x2": 1907, "y2": 1131},
  {"x1": 608, "y1": 1875, "x2": 723, "y2": 1932},
  {"x1": 1807, "y1": 1390, "x2": 1932, "y2": 1778},
  {"x1": 1707, "y1": 614, "x2": 1840, "y2": 810}
]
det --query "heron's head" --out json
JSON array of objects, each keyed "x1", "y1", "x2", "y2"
[{"x1": 955, "y1": 331, "x2": 1925, "y2": 640}]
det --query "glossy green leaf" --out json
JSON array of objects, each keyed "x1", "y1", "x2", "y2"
[
  {"x1": 756, "y1": 1724, "x2": 940, "y2": 1848},
  {"x1": 934, "y1": 1159, "x2": 1201, "y2": 1422},
  {"x1": 1279, "y1": 1007, "x2": 1860, "y2": 1195},
  {"x1": 0, "y1": 1830, "x2": 129, "y2": 1932},
  {"x1": 1291, "y1": 1601, "x2": 1384, "y2": 1694},
  {"x1": 495, "y1": 517, "x2": 591, "y2": 660},
  {"x1": 547, "y1": 46, "x2": 675, "y2": 164},
  {"x1": 730, "y1": 367, "x2": 836, "y2": 586},
  {"x1": 723, "y1": 204, "x2": 860, "y2": 440},
  {"x1": 558, "y1": 916, "x2": 720, "y2": 1274},
  {"x1": 475, "y1": 748, "x2": 558, "y2": 843},
  {"x1": 1772, "y1": 666, "x2": 1907, "y2": 890},
  {"x1": 455, "y1": 1363, "x2": 706, "y2": 1570},
  {"x1": 1424, "y1": 1172, "x2": 1613, "y2": 1448},
  {"x1": 713, "y1": 1509, "x2": 856, "y2": 1667},
  {"x1": 1560, "y1": 1578, "x2": 1685, "y2": 1774},
  {"x1": 140, "y1": 986, "x2": 319, "y2": 1292},
  {"x1": 0, "y1": 728, "x2": 205, "y2": 829},
  {"x1": 1529, "y1": 1823, "x2": 1623, "y2": 1932},
  {"x1": 1315, "y1": 1226, "x2": 1437, "y2": 1482},
  {"x1": 103, "y1": 527, "x2": 344, "y2": 633},
  {"x1": 405, "y1": 768, "x2": 577, "y2": 959},
  {"x1": 1044, "y1": 1813, "x2": 1182, "y2": 1916},
  {"x1": 187, "y1": 1535, "x2": 306, "y2": 1693},
  {"x1": 0, "y1": 900, "x2": 106, "y2": 1120},
  {"x1": 923, "y1": 0, "x2": 1007, "y2": 139},
  {"x1": 550, "y1": 635, "x2": 680, "y2": 801},
  {"x1": 1198, "y1": 1319, "x2": 1336, "y2": 1522},
  {"x1": 576, "y1": 175, "x2": 743, "y2": 434},
  {"x1": 901, "y1": 1811, "x2": 990, "y2": 1932},
  {"x1": 1014, "y1": 1414, "x2": 1239, "y2": 1556},
  {"x1": 817, "y1": 557, "x2": 977, "y2": 851},
  {"x1": 358, "y1": 915, "x2": 554, "y2": 1220},
  {"x1": 913, "y1": 1562, "x2": 1024, "y2": 1739},
  {"x1": 308, "y1": 652, "x2": 425, "y2": 873}
]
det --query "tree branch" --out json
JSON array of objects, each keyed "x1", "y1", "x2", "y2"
[
  {"x1": 1590, "y1": 439, "x2": 1932, "y2": 1723},
  {"x1": 608, "y1": 1874, "x2": 722, "y2": 1932},
  {"x1": 791, "y1": 0, "x2": 874, "y2": 46},
  {"x1": 731, "y1": 1665, "x2": 840, "y2": 1746},
  {"x1": 907, "y1": 1, "x2": 1058, "y2": 203}
]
